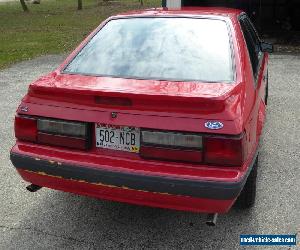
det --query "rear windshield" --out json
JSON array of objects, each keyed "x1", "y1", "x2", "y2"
[{"x1": 64, "y1": 17, "x2": 234, "y2": 83}]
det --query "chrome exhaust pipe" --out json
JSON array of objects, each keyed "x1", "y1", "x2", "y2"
[
  {"x1": 206, "y1": 213, "x2": 218, "y2": 226},
  {"x1": 26, "y1": 184, "x2": 42, "y2": 192}
]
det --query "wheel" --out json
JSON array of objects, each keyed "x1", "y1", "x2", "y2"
[
  {"x1": 235, "y1": 155, "x2": 258, "y2": 209},
  {"x1": 265, "y1": 71, "x2": 269, "y2": 105}
]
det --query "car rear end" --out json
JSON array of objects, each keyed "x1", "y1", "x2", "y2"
[
  {"x1": 11, "y1": 106, "x2": 254, "y2": 214},
  {"x1": 10, "y1": 11, "x2": 257, "y2": 215}
]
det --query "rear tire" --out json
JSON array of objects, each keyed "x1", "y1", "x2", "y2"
[{"x1": 235, "y1": 155, "x2": 258, "y2": 209}]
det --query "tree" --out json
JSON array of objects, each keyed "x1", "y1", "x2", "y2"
[
  {"x1": 78, "y1": 0, "x2": 82, "y2": 10},
  {"x1": 20, "y1": 0, "x2": 29, "y2": 12}
]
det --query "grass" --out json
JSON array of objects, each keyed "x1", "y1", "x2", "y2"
[{"x1": 0, "y1": 0, "x2": 161, "y2": 69}]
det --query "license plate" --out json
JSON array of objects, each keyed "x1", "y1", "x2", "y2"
[{"x1": 95, "y1": 124, "x2": 140, "y2": 153}]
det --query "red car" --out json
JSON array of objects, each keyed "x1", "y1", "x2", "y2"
[{"x1": 10, "y1": 8, "x2": 272, "y2": 225}]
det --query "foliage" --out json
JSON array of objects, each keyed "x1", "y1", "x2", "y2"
[{"x1": 0, "y1": 0, "x2": 161, "y2": 69}]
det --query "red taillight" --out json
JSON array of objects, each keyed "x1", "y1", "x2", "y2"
[
  {"x1": 140, "y1": 146, "x2": 202, "y2": 163},
  {"x1": 139, "y1": 129, "x2": 245, "y2": 166},
  {"x1": 15, "y1": 115, "x2": 90, "y2": 150},
  {"x1": 37, "y1": 132, "x2": 87, "y2": 150},
  {"x1": 204, "y1": 137, "x2": 244, "y2": 166},
  {"x1": 140, "y1": 129, "x2": 203, "y2": 163},
  {"x1": 15, "y1": 115, "x2": 37, "y2": 142}
]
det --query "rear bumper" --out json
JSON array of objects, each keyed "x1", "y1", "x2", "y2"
[{"x1": 10, "y1": 146, "x2": 257, "y2": 213}]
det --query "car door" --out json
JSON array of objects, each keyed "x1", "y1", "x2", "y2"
[{"x1": 239, "y1": 14, "x2": 268, "y2": 146}]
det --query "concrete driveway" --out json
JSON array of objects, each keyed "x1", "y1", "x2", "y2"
[{"x1": 0, "y1": 54, "x2": 299, "y2": 249}]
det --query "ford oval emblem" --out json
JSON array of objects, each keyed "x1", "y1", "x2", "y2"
[{"x1": 205, "y1": 121, "x2": 224, "y2": 130}]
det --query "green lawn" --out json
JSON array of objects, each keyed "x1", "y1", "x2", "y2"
[{"x1": 0, "y1": 0, "x2": 161, "y2": 69}]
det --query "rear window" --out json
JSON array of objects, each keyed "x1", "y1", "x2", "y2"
[{"x1": 64, "y1": 17, "x2": 234, "y2": 83}]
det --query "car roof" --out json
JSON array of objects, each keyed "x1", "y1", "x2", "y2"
[{"x1": 114, "y1": 7, "x2": 243, "y2": 19}]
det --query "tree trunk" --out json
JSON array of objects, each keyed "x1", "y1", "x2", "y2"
[
  {"x1": 20, "y1": 0, "x2": 29, "y2": 12},
  {"x1": 78, "y1": 0, "x2": 82, "y2": 10}
]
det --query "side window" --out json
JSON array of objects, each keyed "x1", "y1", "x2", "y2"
[
  {"x1": 240, "y1": 16, "x2": 261, "y2": 77},
  {"x1": 244, "y1": 18, "x2": 261, "y2": 58}
]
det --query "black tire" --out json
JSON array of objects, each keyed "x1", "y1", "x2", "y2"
[{"x1": 235, "y1": 155, "x2": 258, "y2": 209}]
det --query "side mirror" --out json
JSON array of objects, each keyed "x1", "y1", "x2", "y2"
[{"x1": 260, "y1": 42, "x2": 273, "y2": 53}]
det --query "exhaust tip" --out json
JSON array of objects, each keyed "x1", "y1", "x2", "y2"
[
  {"x1": 206, "y1": 213, "x2": 218, "y2": 226},
  {"x1": 26, "y1": 184, "x2": 42, "y2": 192}
]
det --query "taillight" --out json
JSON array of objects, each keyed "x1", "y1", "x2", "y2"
[
  {"x1": 15, "y1": 115, "x2": 37, "y2": 142},
  {"x1": 140, "y1": 146, "x2": 202, "y2": 163},
  {"x1": 37, "y1": 119, "x2": 87, "y2": 138},
  {"x1": 204, "y1": 136, "x2": 245, "y2": 166},
  {"x1": 140, "y1": 129, "x2": 245, "y2": 166},
  {"x1": 37, "y1": 133, "x2": 87, "y2": 150},
  {"x1": 15, "y1": 115, "x2": 90, "y2": 150},
  {"x1": 141, "y1": 130, "x2": 202, "y2": 149},
  {"x1": 140, "y1": 130, "x2": 202, "y2": 163}
]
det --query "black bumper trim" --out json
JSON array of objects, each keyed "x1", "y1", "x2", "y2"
[{"x1": 10, "y1": 152, "x2": 257, "y2": 200}]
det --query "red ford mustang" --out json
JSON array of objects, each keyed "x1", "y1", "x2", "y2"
[{"x1": 10, "y1": 8, "x2": 272, "y2": 225}]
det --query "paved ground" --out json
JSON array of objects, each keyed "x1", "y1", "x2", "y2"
[{"x1": 0, "y1": 54, "x2": 299, "y2": 249}]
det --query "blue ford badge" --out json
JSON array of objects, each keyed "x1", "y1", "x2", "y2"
[{"x1": 205, "y1": 121, "x2": 224, "y2": 130}]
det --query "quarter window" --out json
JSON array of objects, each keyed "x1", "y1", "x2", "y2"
[{"x1": 240, "y1": 16, "x2": 261, "y2": 76}]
